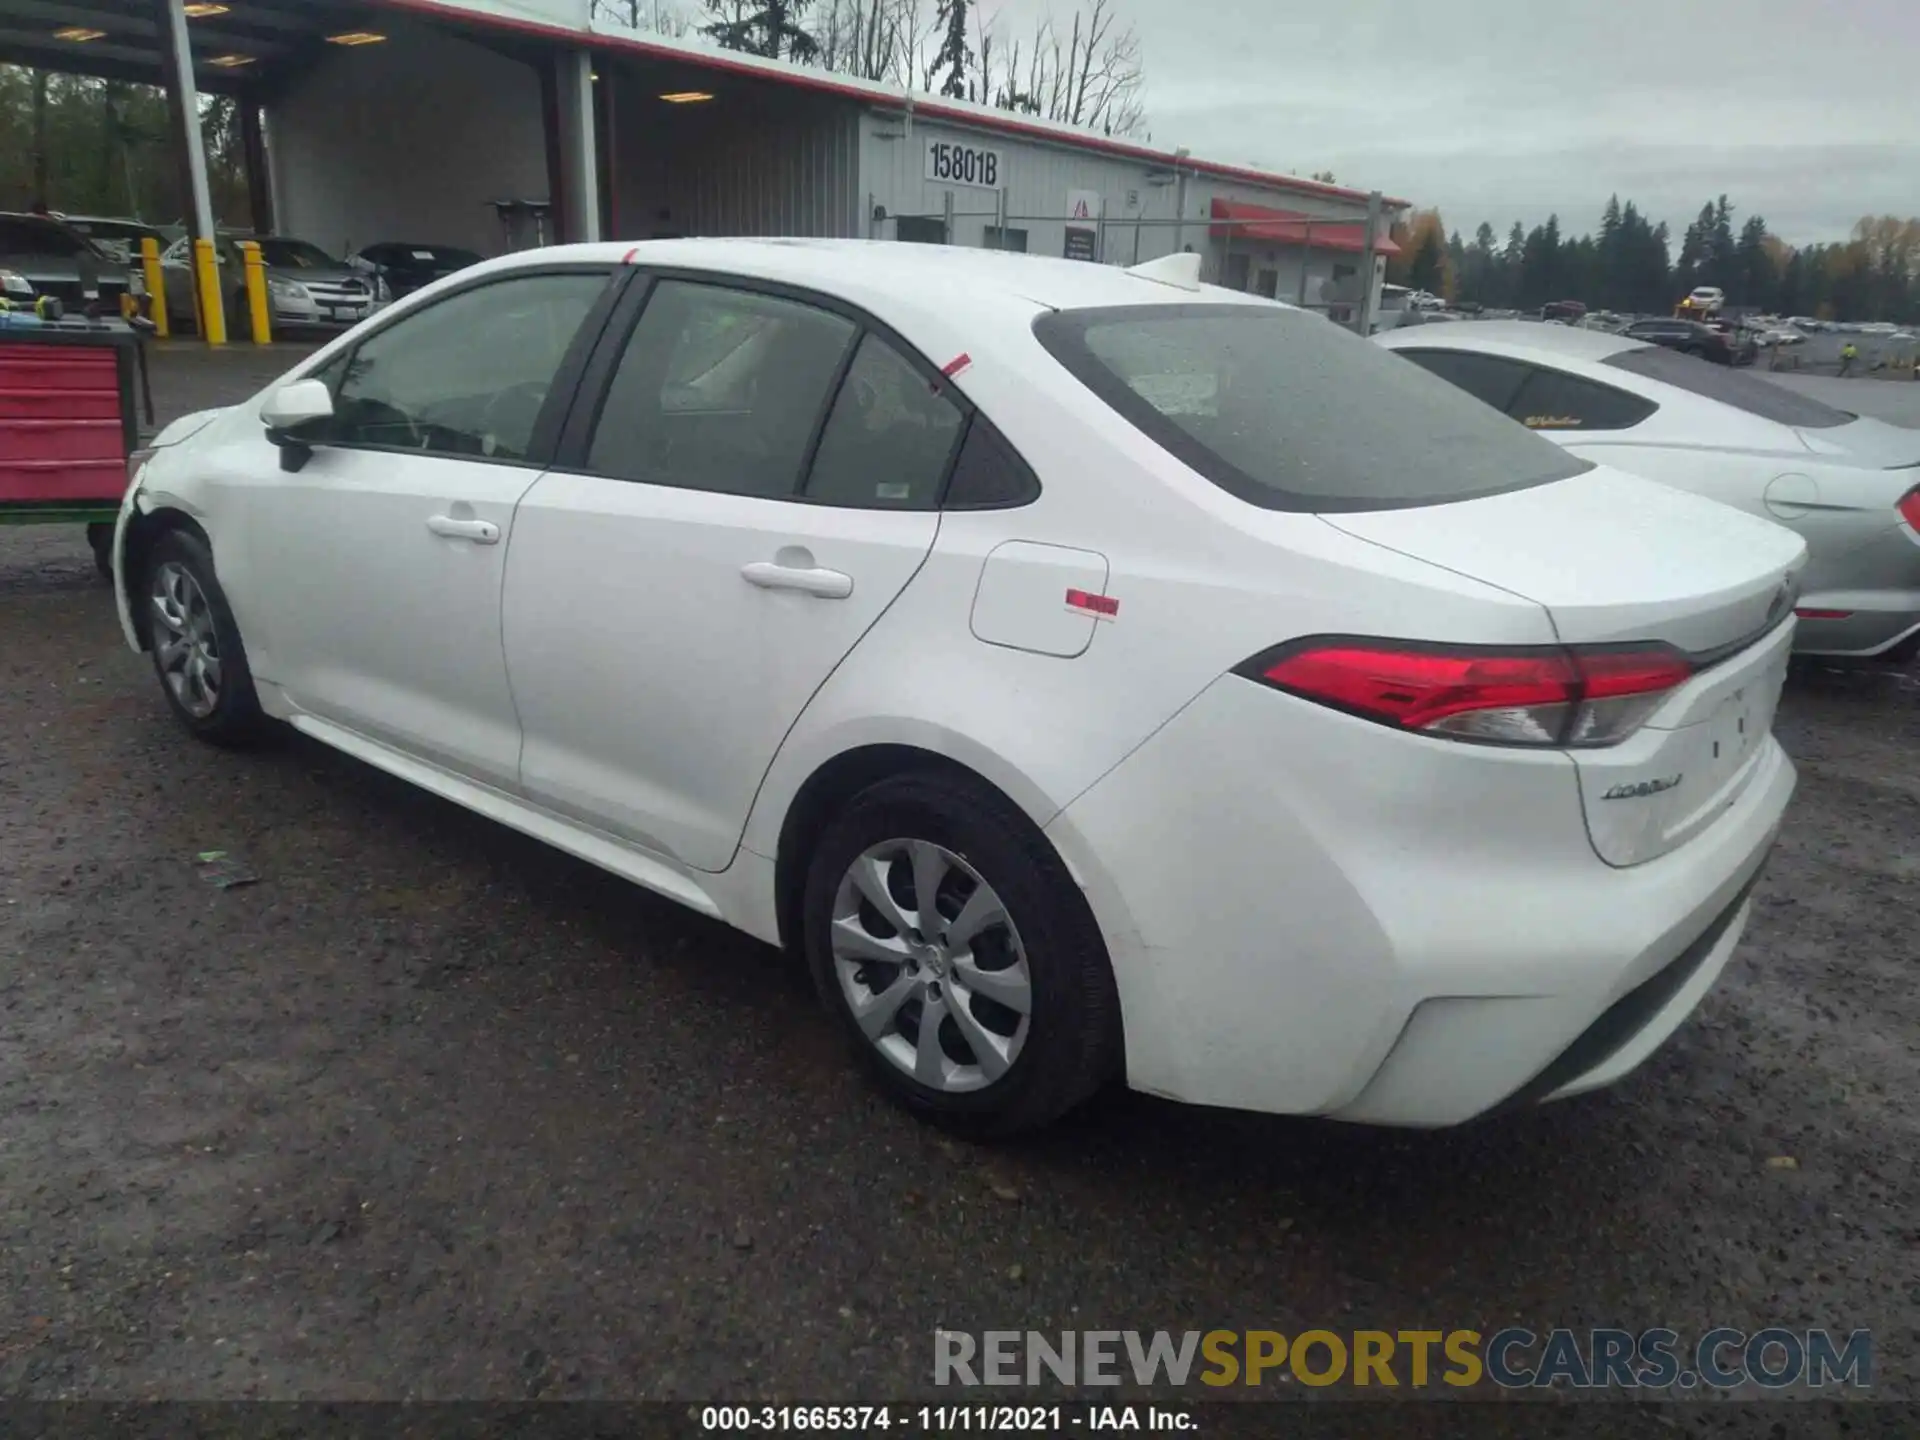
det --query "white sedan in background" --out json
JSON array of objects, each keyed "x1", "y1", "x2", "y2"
[
  {"x1": 1378, "y1": 322, "x2": 1920, "y2": 661},
  {"x1": 114, "y1": 241, "x2": 1800, "y2": 1134}
]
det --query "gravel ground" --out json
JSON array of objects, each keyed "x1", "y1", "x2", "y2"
[{"x1": 1, "y1": 345, "x2": 1915, "y2": 1417}]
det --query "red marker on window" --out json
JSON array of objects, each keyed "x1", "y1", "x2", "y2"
[{"x1": 941, "y1": 352, "x2": 973, "y2": 377}]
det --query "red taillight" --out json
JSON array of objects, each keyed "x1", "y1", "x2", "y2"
[
  {"x1": 1242, "y1": 639, "x2": 1693, "y2": 748},
  {"x1": 1795, "y1": 608, "x2": 1854, "y2": 621},
  {"x1": 1897, "y1": 486, "x2": 1920, "y2": 534}
]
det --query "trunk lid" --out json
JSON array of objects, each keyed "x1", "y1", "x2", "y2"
[
  {"x1": 1322, "y1": 466, "x2": 1805, "y2": 653},
  {"x1": 1799, "y1": 416, "x2": 1920, "y2": 469},
  {"x1": 1323, "y1": 465, "x2": 1806, "y2": 865}
]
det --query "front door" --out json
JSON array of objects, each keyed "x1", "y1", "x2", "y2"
[
  {"x1": 506, "y1": 277, "x2": 967, "y2": 871},
  {"x1": 242, "y1": 268, "x2": 614, "y2": 790}
]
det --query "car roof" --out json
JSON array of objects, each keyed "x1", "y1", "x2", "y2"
[
  {"x1": 1377, "y1": 319, "x2": 1647, "y2": 364},
  {"x1": 493, "y1": 237, "x2": 1282, "y2": 316}
]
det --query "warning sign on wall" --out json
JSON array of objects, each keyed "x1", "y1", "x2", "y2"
[{"x1": 1064, "y1": 189, "x2": 1103, "y2": 262}]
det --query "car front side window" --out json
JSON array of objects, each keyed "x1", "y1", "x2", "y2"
[{"x1": 322, "y1": 271, "x2": 609, "y2": 462}]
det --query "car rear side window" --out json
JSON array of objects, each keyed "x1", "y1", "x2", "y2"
[
  {"x1": 1034, "y1": 304, "x2": 1589, "y2": 512},
  {"x1": 1396, "y1": 349, "x2": 1531, "y2": 412},
  {"x1": 1603, "y1": 345, "x2": 1852, "y2": 428},
  {"x1": 1507, "y1": 366, "x2": 1658, "y2": 432},
  {"x1": 803, "y1": 333, "x2": 965, "y2": 509},
  {"x1": 942, "y1": 416, "x2": 1041, "y2": 509}
]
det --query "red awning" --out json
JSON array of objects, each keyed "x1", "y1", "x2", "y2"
[{"x1": 1209, "y1": 199, "x2": 1402, "y2": 256}]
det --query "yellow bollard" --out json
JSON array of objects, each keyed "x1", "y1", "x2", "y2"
[
  {"x1": 192, "y1": 236, "x2": 226, "y2": 346},
  {"x1": 139, "y1": 236, "x2": 168, "y2": 338},
  {"x1": 237, "y1": 240, "x2": 272, "y2": 345}
]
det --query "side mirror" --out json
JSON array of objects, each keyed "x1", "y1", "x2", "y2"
[{"x1": 261, "y1": 377, "x2": 334, "y2": 471}]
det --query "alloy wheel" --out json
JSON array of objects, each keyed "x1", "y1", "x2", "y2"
[
  {"x1": 150, "y1": 560, "x2": 222, "y2": 719},
  {"x1": 830, "y1": 838, "x2": 1032, "y2": 1093}
]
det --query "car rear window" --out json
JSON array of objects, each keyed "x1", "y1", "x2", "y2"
[
  {"x1": 1033, "y1": 304, "x2": 1590, "y2": 512},
  {"x1": 1603, "y1": 345, "x2": 1852, "y2": 428}
]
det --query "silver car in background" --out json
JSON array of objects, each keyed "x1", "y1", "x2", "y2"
[
  {"x1": 161, "y1": 233, "x2": 388, "y2": 331},
  {"x1": 1376, "y1": 322, "x2": 1920, "y2": 660}
]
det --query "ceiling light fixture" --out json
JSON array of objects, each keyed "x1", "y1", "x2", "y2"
[
  {"x1": 659, "y1": 90, "x2": 714, "y2": 103},
  {"x1": 53, "y1": 25, "x2": 106, "y2": 41},
  {"x1": 208, "y1": 52, "x2": 255, "y2": 67},
  {"x1": 326, "y1": 30, "x2": 387, "y2": 45},
  {"x1": 184, "y1": 3, "x2": 231, "y2": 15}
]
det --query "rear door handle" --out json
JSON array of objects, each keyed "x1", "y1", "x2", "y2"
[
  {"x1": 740, "y1": 561, "x2": 853, "y2": 599},
  {"x1": 427, "y1": 515, "x2": 500, "y2": 544}
]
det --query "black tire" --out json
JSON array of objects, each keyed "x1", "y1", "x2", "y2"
[
  {"x1": 802, "y1": 770, "x2": 1121, "y2": 1137},
  {"x1": 140, "y1": 528, "x2": 267, "y2": 746},
  {"x1": 86, "y1": 522, "x2": 113, "y2": 579}
]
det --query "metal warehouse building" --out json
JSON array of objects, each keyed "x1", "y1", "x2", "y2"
[{"x1": 5, "y1": 0, "x2": 1410, "y2": 329}]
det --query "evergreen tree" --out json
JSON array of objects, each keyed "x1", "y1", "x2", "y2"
[
  {"x1": 932, "y1": 0, "x2": 972, "y2": 100},
  {"x1": 702, "y1": 0, "x2": 820, "y2": 61}
]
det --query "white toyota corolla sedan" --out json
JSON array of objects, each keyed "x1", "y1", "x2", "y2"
[
  {"x1": 113, "y1": 240, "x2": 1804, "y2": 1134},
  {"x1": 1377, "y1": 322, "x2": 1920, "y2": 661}
]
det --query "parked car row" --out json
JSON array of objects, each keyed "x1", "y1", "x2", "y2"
[
  {"x1": 0, "y1": 208, "x2": 487, "y2": 335},
  {"x1": 1376, "y1": 321, "x2": 1920, "y2": 661},
  {"x1": 0, "y1": 211, "x2": 146, "y2": 316},
  {"x1": 111, "y1": 238, "x2": 1879, "y2": 1138}
]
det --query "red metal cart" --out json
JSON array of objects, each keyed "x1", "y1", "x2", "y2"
[{"x1": 0, "y1": 316, "x2": 154, "y2": 575}]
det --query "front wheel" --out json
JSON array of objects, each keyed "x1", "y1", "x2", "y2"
[
  {"x1": 803, "y1": 771, "x2": 1121, "y2": 1137},
  {"x1": 141, "y1": 528, "x2": 266, "y2": 746}
]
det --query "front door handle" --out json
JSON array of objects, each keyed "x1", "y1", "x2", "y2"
[
  {"x1": 741, "y1": 561, "x2": 853, "y2": 599},
  {"x1": 427, "y1": 514, "x2": 500, "y2": 544}
]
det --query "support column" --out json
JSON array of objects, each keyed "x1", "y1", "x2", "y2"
[
  {"x1": 556, "y1": 48, "x2": 601, "y2": 245},
  {"x1": 153, "y1": 0, "x2": 220, "y2": 341},
  {"x1": 1355, "y1": 191, "x2": 1383, "y2": 337},
  {"x1": 240, "y1": 99, "x2": 272, "y2": 236},
  {"x1": 594, "y1": 62, "x2": 618, "y2": 239},
  {"x1": 538, "y1": 57, "x2": 566, "y2": 244}
]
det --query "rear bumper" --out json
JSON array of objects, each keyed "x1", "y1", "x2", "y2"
[
  {"x1": 1047, "y1": 675, "x2": 1796, "y2": 1126},
  {"x1": 1792, "y1": 593, "x2": 1920, "y2": 657}
]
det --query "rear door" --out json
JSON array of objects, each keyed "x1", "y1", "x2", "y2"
[{"x1": 504, "y1": 274, "x2": 967, "y2": 871}]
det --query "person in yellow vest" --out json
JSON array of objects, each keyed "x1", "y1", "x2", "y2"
[{"x1": 1839, "y1": 341, "x2": 1859, "y2": 377}]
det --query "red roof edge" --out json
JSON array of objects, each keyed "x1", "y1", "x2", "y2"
[
  {"x1": 1209, "y1": 198, "x2": 1404, "y2": 256},
  {"x1": 371, "y1": 0, "x2": 1414, "y2": 211}
]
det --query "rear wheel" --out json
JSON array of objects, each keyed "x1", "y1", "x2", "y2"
[
  {"x1": 802, "y1": 771, "x2": 1121, "y2": 1137},
  {"x1": 142, "y1": 529, "x2": 266, "y2": 746}
]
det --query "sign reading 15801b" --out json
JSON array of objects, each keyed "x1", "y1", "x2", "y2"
[{"x1": 925, "y1": 139, "x2": 1002, "y2": 189}]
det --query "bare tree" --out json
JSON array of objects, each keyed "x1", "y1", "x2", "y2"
[
  {"x1": 967, "y1": 0, "x2": 1144, "y2": 136},
  {"x1": 597, "y1": 0, "x2": 1149, "y2": 138}
]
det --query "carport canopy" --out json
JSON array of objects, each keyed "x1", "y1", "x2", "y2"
[
  {"x1": 0, "y1": 0, "x2": 386, "y2": 94},
  {"x1": 0, "y1": 0, "x2": 397, "y2": 257}
]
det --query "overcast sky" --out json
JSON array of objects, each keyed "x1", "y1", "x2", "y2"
[{"x1": 981, "y1": 0, "x2": 1916, "y2": 245}]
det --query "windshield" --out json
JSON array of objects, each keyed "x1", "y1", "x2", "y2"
[
  {"x1": 257, "y1": 238, "x2": 341, "y2": 269},
  {"x1": 1604, "y1": 345, "x2": 1852, "y2": 428},
  {"x1": 1033, "y1": 303, "x2": 1591, "y2": 512}
]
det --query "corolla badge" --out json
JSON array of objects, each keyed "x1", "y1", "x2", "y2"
[{"x1": 1602, "y1": 775, "x2": 1683, "y2": 801}]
